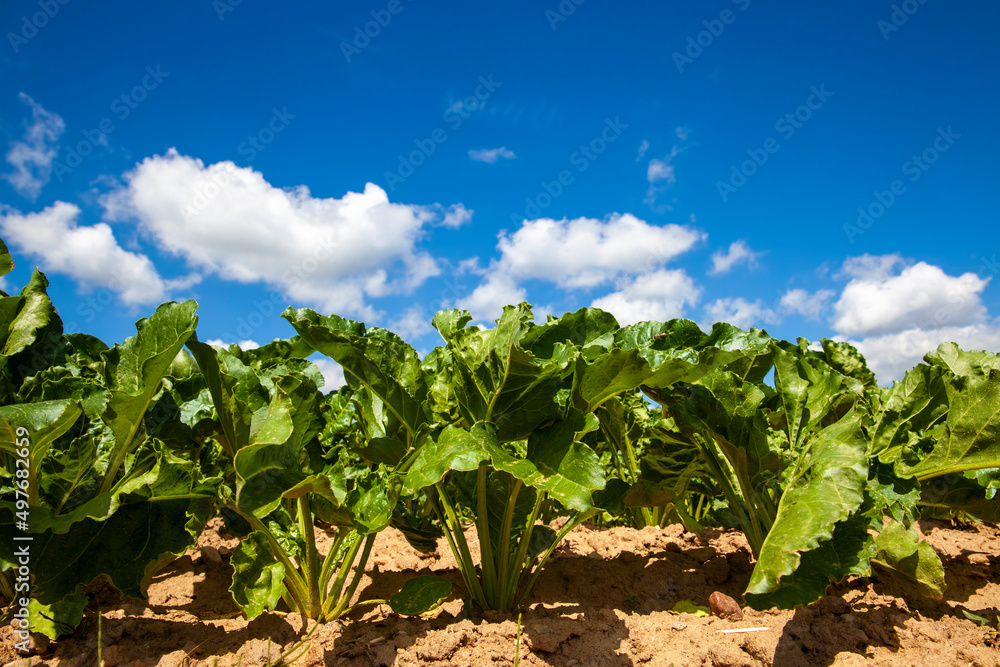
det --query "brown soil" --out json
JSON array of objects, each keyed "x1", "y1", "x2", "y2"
[{"x1": 3, "y1": 518, "x2": 999, "y2": 667}]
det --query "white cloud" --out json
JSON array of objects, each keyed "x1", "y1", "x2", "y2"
[
  {"x1": 635, "y1": 139, "x2": 650, "y2": 161},
  {"x1": 811, "y1": 254, "x2": 1000, "y2": 382},
  {"x1": 492, "y1": 213, "x2": 703, "y2": 289},
  {"x1": 592, "y1": 269, "x2": 701, "y2": 326},
  {"x1": 311, "y1": 357, "x2": 346, "y2": 392},
  {"x1": 779, "y1": 288, "x2": 835, "y2": 319},
  {"x1": 101, "y1": 149, "x2": 458, "y2": 320},
  {"x1": 701, "y1": 297, "x2": 777, "y2": 330},
  {"x1": 204, "y1": 338, "x2": 260, "y2": 350},
  {"x1": 457, "y1": 273, "x2": 527, "y2": 323},
  {"x1": 832, "y1": 257, "x2": 988, "y2": 337},
  {"x1": 468, "y1": 147, "x2": 515, "y2": 164},
  {"x1": 644, "y1": 146, "x2": 682, "y2": 208},
  {"x1": 845, "y1": 321, "x2": 1000, "y2": 383},
  {"x1": 0, "y1": 202, "x2": 186, "y2": 305},
  {"x1": 4, "y1": 93, "x2": 65, "y2": 200},
  {"x1": 675, "y1": 126, "x2": 690, "y2": 141},
  {"x1": 388, "y1": 305, "x2": 433, "y2": 340},
  {"x1": 646, "y1": 159, "x2": 675, "y2": 185},
  {"x1": 440, "y1": 203, "x2": 473, "y2": 228},
  {"x1": 709, "y1": 240, "x2": 763, "y2": 275}
]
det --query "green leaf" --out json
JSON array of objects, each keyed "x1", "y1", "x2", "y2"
[
  {"x1": 670, "y1": 600, "x2": 710, "y2": 616},
  {"x1": 403, "y1": 425, "x2": 491, "y2": 494},
  {"x1": 2, "y1": 270, "x2": 62, "y2": 358},
  {"x1": 28, "y1": 587, "x2": 88, "y2": 639},
  {"x1": 520, "y1": 306, "x2": 619, "y2": 358},
  {"x1": 875, "y1": 344, "x2": 1000, "y2": 481},
  {"x1": 0, "y1": 238, "x2": 13, "y2": 278},
  {"x1": 0, "y1": 400, "x2": 84, "y2": 497},
  {"x1": 871, "y1": 521, "x2": 945, "y2": 599},
  {"x1": 389, "y1": 575, "x2": 453, "y2": 615},
  {"x1": 99, "y1": 300, "x2": 199, "y2": 493},
  {"x1": 282, "y1": 308, "x2": 428, "y2": 438},
  {"x1": 186, "y1": 339, "x2": 268, "y2": 456},
  {"x1": 229, "y1": 530, "x2": 285, "y2": 620},
  {"x1": 745, "y1": 411, "x2": 867, "y2": 599},
  {"x1": 745, "y1": 510, "x2": 873, "y2": 609}
]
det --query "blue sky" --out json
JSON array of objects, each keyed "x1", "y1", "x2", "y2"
[{"x1": 1, "y1": 0, "x2": 998, "y2": 384}]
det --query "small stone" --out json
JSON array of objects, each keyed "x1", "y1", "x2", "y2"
[
  {"x1": 968, "y1": 553, "x2": 990, "y2": 565},
  {"x1": 671, "y1": 622, "x2": 687, "y2": 631},
  {"x1": 709, "y1": 591, "x2": 744, "y2": 621},
  {"x1": 200, "y1": 546, "x2": 223, "y2": 563}
]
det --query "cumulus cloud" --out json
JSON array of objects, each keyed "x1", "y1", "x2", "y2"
[
  {"x1": 4, "y1": 93, "x2": 65, "y2": 200},
  {"x1": 635, "y1": 139, "x2": 650, "y2": 161},
  {"x1": 832, "y1": 256, "x2": 988, "y2": 337},
  {"x1": 815, "y1": 254, "x2": 999, "y2": 382},
  {"x1": 779, "y1": 288, "x2": 835, "y2": 320},
  {"x1": 468, "y1": 147, "x2": 515, "y2": 163},
  {"x1": 457, "y1": 273, "x2": 528, "y2": 323},
  {"x1": 709, "y1": 240, "x2": 763, "y2": 275},
  {"x1": 492, "y1": 213, "x2": 703, "y2": 289},
  {"x1": 204, "y1": 338, "x2": 260, "y2": 350},
  {"x1": 0, "y1": 202, "x2": 190, "y2": 304},
  {"x1": 388, "y1": 305, "x2": 434, "y2": 340},
  {"x1": 845, "y1": 322, "x2": 1000, "y2": 383},
  {"x1": 644, "y1": 145, "x2": 686, "y2": 209},
  {"x1": 457, "y1": 212, "x2": 703, "y2": 322},
  {"x1": 440, "y1": 203, "x2": 473, "y2": 228},
  {"x1": 702, "y1": 297, "x2": 777, "y2": 330},
  {"x1": 592, "y1": 269, "x2": 701, "y2": 326},
  {"x1": 311, "y1": 357, "x2": 346, "y2": 391},
  {"x1": 101, "y1": 149, "x2": 460, "y2": 320}
]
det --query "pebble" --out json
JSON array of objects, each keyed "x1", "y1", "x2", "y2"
[
  {"x1": 671, "y1": 622, "x2": 687, "y2": 631},
  {"x1": 200, "y1": 546, "x2": 223, "y2": 563},
  {"x1": 708, "y1": 591, "x2": 744, "y2": 621}
]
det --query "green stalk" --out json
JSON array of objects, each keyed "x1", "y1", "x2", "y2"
[
  {"x1": 318, "y1": 529, "x2": 352, "y2": 593},
  {"x1": 514, "y1": 510, "x2": 588, "y2": 609},
  {"x1": 496, "y1": 479, "x2": 523, "y2": 607},
  {"x1": 327, "y1": 534, "x2": 377, "y2": 620},
  {"x1": 322, "y1": 533, "x2": 364, "y2": 618},
  {"x1": 434, "y1": 483, "x2": 487, "y2": 608},
  {"x1": 476, "y1": 467, "x2": 498, "y2": 605},
  {"x1": 297, "y1": 496, "x2": 322, "y2": 618},
  {"x1": 502, "y1": 490, "x2": 545, "y2": 611}
]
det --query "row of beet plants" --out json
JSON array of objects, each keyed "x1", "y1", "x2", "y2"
[{"x1": 0, "y1": 239, "x2": 998, "y2": 640}]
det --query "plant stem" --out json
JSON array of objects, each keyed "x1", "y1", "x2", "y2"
[
  {"x1": 476, "y1": 467, "x2": 498, "y2": 604},
  {"x1": 327, "y1": 534, "x2": 376, "y2": 620},
  {"x1": 297, "y1": 496, "x2": 322, "y2": 618}
]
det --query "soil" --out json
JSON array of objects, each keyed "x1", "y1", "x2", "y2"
[{"x1": 3, "y1": 518, "x2": 999, "y2": 667}]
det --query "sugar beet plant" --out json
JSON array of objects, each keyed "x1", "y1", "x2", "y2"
[{"x1": 1, "y1": 235, "x2": 999, "y2": 639}]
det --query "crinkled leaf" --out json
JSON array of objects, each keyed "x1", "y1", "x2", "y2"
[
  {"x1": 28, "y1": 587, "x2": 88, "y2": 639},
  {"x1": 745, "y1": 510, "x2": 874, "y2": 609},
  {"x1": 745, "y1": 411, "x2": 867, "y2": 598},
  {"x1": 229, "y1": 530, "x2": 285, "y2": 620},
  {"x1": 389, "y1": 575, "x2": 452, "y2": 615},
  {"x1": 871, "y1": 521, "x2": 945, "y2": 599},
  {"x1": 403, "y1": 425, "x2": 491, "y2": 494}
]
